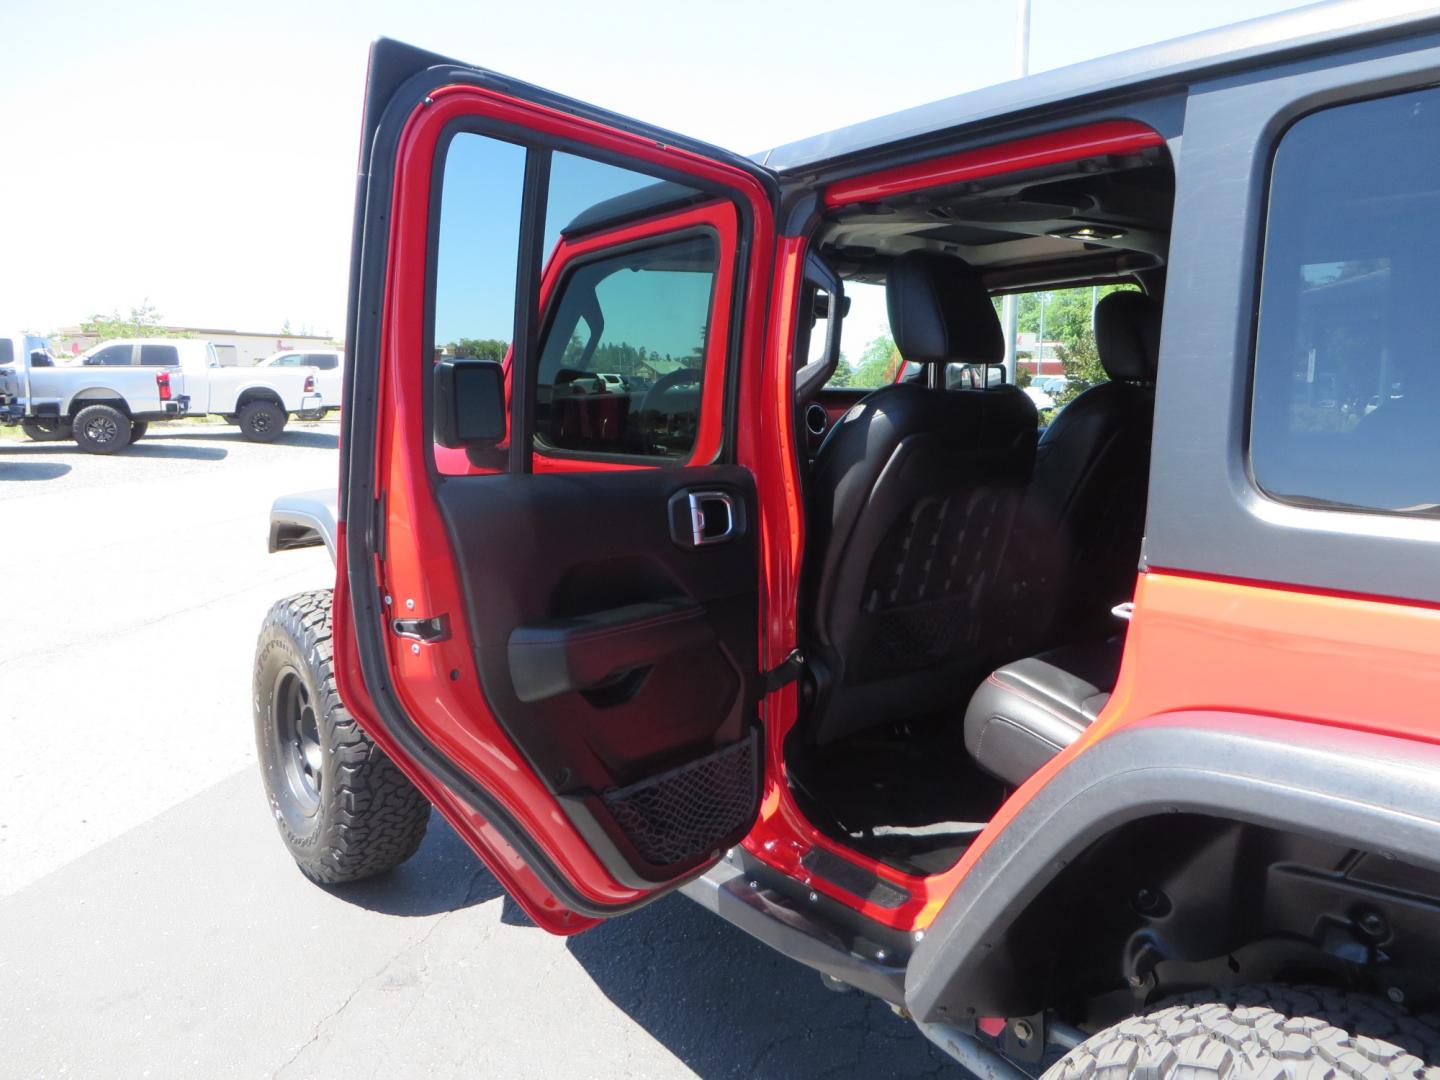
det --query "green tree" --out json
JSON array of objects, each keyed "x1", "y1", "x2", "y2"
[
  {"x1": 850, "y1": 334, "x2": 903, "y2": 387},
  {"x1": 80, "y1": 301, "x2": 179, "y2": 339},
  {"x1": 449, "y1": 338, "x2": 510, "y2": 361},
  {"x1": 1054, "y1": 326, "x2": 1107, "y2": 407}
]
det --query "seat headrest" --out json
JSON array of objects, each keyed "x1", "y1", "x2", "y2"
[
  {"x1": 886, "y1": 251, "x2": 1005, "y2": 365},
  {"x1": 1094, "y1": 291, "x2": 1161, "y2": 383}
]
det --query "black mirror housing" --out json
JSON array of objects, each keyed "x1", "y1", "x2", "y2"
[{"x1": 434, "y1": 358, "x2": 506, "y2": 449}]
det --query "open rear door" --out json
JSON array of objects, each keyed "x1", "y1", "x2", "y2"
[{"x1": 336, "y1": 39, "x2": 778, "y2": 932}]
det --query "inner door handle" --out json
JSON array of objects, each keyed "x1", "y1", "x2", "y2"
[{"x1": 668, "y1": 489, "x2": 744, "y2": 549}]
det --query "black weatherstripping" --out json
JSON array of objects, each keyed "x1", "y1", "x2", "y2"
[{"x1": 340, "y1": 38, "x2": 775, "y2": 917}]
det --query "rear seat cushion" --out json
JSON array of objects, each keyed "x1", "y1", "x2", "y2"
[{"x1": 963, "y1": 637, "x2": 1124, "y2": 786}]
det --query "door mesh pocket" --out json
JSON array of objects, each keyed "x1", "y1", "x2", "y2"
[{"x1": 601, "y1": 731, "x2": 759, "y2": 869}]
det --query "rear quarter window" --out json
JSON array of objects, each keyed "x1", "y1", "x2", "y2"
[
  {"x1": 140, "y1": 344, "x2": 180, "y2": 366},
  {"x1": 1250, "y1": 87, "x2": 1440, "y2": 517}
]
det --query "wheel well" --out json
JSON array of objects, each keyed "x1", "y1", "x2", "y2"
[
  {"x1": 236, "y1": 389, "x2": 283, "y2": 410},
  {"x1": 68, "y1": 395, "x2": 129, "y2": 418},
  {"x1": 982, "y1": 814, "x2": 1440, "y2": 1029}
]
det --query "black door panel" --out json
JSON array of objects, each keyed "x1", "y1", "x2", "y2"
[{"x1": 435, "y1": 465, "x2": 760, "y2": 886}]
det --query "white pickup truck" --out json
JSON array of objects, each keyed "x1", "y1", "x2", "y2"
[
  {"x1": 76, "y1": 338, "x2": 325, "y2": 442},
  {"x1": 2, "y1": 335, "x2": 327, "y2": 452},
  {"x1": 1, "y1": 332, "x2": 187, "y2": 453}
]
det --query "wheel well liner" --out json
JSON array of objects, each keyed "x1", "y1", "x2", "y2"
[{"x1": 905, "y1": 713, "x2": 1440, "y2": 1023}]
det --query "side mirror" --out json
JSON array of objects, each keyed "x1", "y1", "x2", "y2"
[{"x1": 434, "y1": 358, "x2": 506, "y2": 449}]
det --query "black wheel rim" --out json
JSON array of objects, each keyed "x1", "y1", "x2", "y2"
[
  {"x1": 273, "y1": 668, "x2": 322, "y2": 816},
  {"x1": 84, "y1": 413, "x2": 119, "y2": 443},
  {"x1": 252, "y1": 412, "x2": 273, "y2": 433}
]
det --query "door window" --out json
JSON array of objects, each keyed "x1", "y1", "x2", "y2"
[
  {"x1": 534, "y1": 233, "x2": 717, "y2": 458},
  {"x1": 430, "y1": 131, "x2": 731, "y2": 471},
  {"x1": 1250, "y1": 87, "x2": 1440, "y2": 517},
  {"x1": 0, "y1": 340, "x2": 12, "y2": 364}
]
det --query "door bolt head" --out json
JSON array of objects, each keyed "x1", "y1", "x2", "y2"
[
  {"x1": 808, "y1": 891, "x2": 819, "y2": 903},
  {"x1": 1013, "y1": 1020, "x2": 1035, "y2": 1043},
  {"x1": 410, "y1": 643, "x2": 420, "y2": 655},
  {"x1": 383, "y1": 595, "x2": 392, "y2": 606},
  {"x1": 1389, "y1": 986, "x2": 1406, "y2": 1004},
  {"x1": 405, "y1": 598, "x2": 415, "y2": 610}
]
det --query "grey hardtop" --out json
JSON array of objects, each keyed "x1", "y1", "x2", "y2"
[{"x1": 756, "y1": 0, "x2": 1440, "y2": 173}]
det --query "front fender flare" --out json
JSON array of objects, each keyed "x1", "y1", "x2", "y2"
[
  {"x1": 905, "y1": 712, "x2": 1440, "y2": 1022},
  {"x1": 268, "y1": 489, "x2": 339, "y2": 562}
]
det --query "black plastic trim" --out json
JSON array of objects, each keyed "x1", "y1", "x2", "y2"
[{"x1": 905, "y1": 712, "x2": 1440, "y2": 1023}]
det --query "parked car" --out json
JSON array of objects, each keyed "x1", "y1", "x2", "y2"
[
  {"x1": 80, "y1": 338, "x2": 324, "y2": 441},
  {"x1": 0, "y1": 332, "x2": 187, "y2": 452},
  {"x1": 254, "y1": 14, "x2": 1440, "y2": 1078},
  {"x1": 1022, "y1": 383, "x2": 1055, "y2": 410},
  {"x1": 258, "y1": 349, "x2": 344, "y2": 417}
]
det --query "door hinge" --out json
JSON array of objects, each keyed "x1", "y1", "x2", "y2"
[
  {"x1": 392, "y1": 613, "x2": 451, "y2": 643},
  {"x1": 762, "y1": 649, "x2": 805, "y2": 695}
]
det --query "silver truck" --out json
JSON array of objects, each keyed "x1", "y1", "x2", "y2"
[
  {"x1": 1, "y1": 336, "x2": 327, "y2": 452},
  {"x1": 0, "y1": 333, "x2": 187, "y2": 453}
]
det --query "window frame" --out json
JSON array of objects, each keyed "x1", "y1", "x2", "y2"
[
  {"x1": 529, "y1": 224, "x2": 725, "y2": 467},
  {"x1": 422, "y1": 119, "x2": 750, "y2": 480},
  {"x1": 1244, "y1": 87, "x2": 1440, "y2": 522},
  {"x1": 1144, "y1": 35, "x2": 1440, "y2": 605}
]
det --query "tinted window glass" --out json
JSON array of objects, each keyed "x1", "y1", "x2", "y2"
[
  {"x1": 305, "y1": 353, "x2": 338, "y2": 370},
  {"x1": 270, "y1": 354, "x2": 304, "y2": 367},
  {"x1": 88, "y1": 345, "x2": 133, "y2": 366},
  {"x1": 0, "y1": 340, "x2": 12, "y2": 364},
  {"x1": 140, "y1": 344, "x2": 179, "y2": 366},
  {"x1": 1251, "y1": 89, "x2": 1440, "y2": 516},
  {"x1": 535, "y1": 234, "x2": 717, "y2": 459}
]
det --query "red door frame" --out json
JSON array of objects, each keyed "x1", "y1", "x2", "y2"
[{"x1": 335, "y1": 82, "x2": 775, "y2": 932}]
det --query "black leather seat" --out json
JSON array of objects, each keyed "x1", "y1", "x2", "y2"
[
  {"x1": 1002, "y1": 290, "x2": 1162, "y2": 651},
  {"x1": 963, "y1": 636, "x2": 1122, "y2": 786},
  {"x1": 963, "y1": 290, "x2": 1162, "y2": 785},
  {"x1": 804, "y1": 252, "x2": 1037, "y2": 746}
]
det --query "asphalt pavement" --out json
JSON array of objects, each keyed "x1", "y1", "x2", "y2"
[{"x1": 0, "y1": 424, "x2": 968, "y2": 1079}]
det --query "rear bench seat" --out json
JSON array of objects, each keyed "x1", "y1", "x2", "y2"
[{"x1": 962, "y1": 636, "x2": 1123, "y2": 786}]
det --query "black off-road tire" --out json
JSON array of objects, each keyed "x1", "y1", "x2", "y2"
[
  {"x1": 130, "y1": 420, "x2": 149, "y2": 441},
  {"x1": 237, "y1": 399, "x2": 286, "y2": 442},
  {"x1": 20, "y1": 417, "x2": 70, "y2": 442},
  {"x1": 253, "y1": 589, "x2": 430, "y2": 883},
  {"x1": 71, "y1": 404, "x2": 132, "y2": 454},
  {"x1": 1044, "y1": 985, "x2": 1440, "y2": 1080}
]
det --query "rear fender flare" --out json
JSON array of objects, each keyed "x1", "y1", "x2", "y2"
[{"x1": 904, "y1": 713, "x2": 1440, "y2": 1022}]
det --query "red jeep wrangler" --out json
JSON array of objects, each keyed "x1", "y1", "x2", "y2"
[{"x1": 253, "y1": 7, "x2": 1440, "y2": 1076}]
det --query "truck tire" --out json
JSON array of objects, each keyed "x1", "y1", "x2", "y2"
[
  {"x1": 20, "y1": 417, "x2": 71, "y2": 442},
  {"x1": 130, "y1": 421, "x2": 149, "y2": 441},
  {"x1": 253, "y1": 590, "x2": 430, "y2": 883},
  {"x1": 1044, "y1": 985, "x2": 1440, "y2": 1080},
  {"x1": 71, "y1": 404, "x2": 132, "y2": 454},
  {"x1": 237, "y1": 400, "x2": 286, "y2": 442}
]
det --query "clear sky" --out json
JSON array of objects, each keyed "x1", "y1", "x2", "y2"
[{"x1": 1, "y1": 0, "x2": 1316, "y2": 339}]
